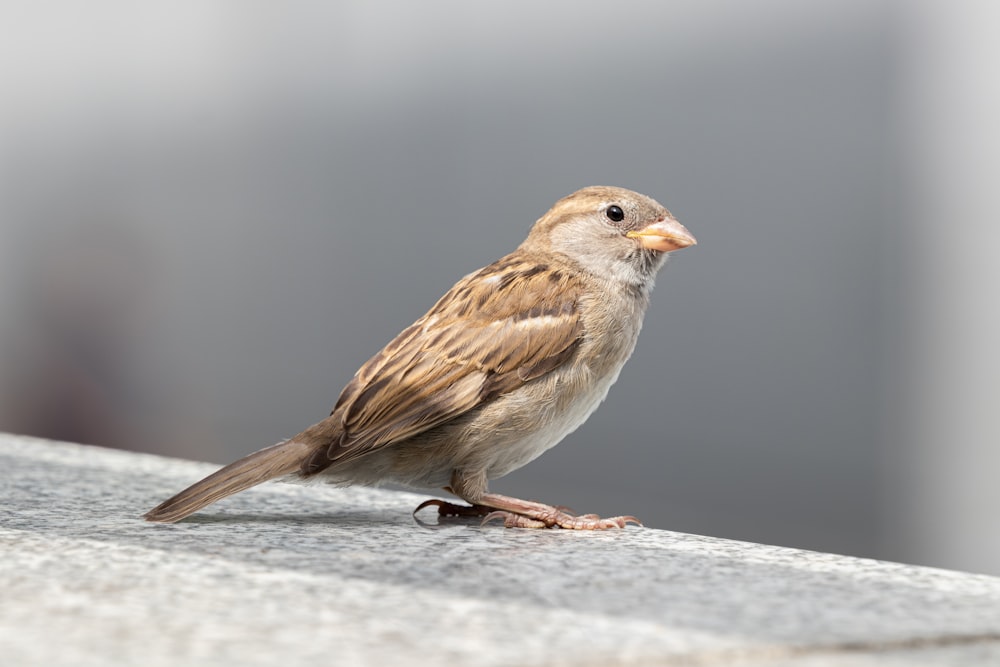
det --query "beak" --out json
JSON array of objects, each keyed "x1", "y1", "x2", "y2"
[{"x1": 626, "y1": 217, "x2": 697, "y2": 253}]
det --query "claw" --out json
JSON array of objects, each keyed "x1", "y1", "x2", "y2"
[
  {"x1": 413, "y1": 499, "x2": 447, "y2": 516},
  {"x1": 413, "y1": 498, "x2": 491, "y2": 518}
]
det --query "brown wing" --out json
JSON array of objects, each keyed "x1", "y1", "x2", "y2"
[{"x1": 317, "y1": 255, "x2": 583, "y2": 468}]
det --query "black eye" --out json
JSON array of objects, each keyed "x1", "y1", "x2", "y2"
[{"x1": 606, "y1": 205, "x2": 624, "y2": 222}]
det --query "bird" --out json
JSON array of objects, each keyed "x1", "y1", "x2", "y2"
[{"x1": 144, "y1": 186, "x2": 696, "y2": 529}]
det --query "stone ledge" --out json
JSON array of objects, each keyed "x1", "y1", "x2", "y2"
[{"x1": 1, "y1": 432, "x2": 999, "y2": 666}]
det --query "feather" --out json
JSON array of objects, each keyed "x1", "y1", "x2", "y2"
[
  {"x1": 143, "y1": 439, "x2": 315, "y2": 523},
  {"x1": 312, "y1": 255, "x2": 584, "y2": 470}
]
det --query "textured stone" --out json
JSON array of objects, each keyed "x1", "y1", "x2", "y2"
[{"x1": 1, "y1": 433, "x2": 999, "y2": 666}]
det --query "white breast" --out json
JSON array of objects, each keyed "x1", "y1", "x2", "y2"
[
  {"x1": 481, "y1": 363, "x2": 626, "y2": 479},
  {"x1": 478, "y1": 286, "x2": 650, "y2": 479}
]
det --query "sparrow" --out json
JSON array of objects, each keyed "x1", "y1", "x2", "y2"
[{"x1": 144, "y1": 186, "x2": 696, "y2": 529}]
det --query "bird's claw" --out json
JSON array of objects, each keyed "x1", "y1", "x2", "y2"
[{"x1": 413, "y1": 499, "x2": 492, "y2": 518}]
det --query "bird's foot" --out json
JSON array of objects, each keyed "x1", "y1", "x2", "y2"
[
  {"x1": 475, "y1": 492, "x2": 641, "y2": 530},
  {"x1": 414, "y1": 493, "x2": 640, "y2": 529}
]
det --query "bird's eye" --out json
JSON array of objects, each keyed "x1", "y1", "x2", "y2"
[{"x1": 606, "y1": 205, "x2": 625, "y2": 222}]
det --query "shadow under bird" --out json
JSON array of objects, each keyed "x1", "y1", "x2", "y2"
[{"x1": 145, "y1": 186, "x2": 696, "y2": 529}]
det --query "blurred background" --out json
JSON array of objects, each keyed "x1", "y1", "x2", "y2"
[{"x1": 1, "y1": 1, "x2": 998, "y2": 575}]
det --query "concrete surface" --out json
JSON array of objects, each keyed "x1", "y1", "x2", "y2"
[{"x1": 1, "y1": 432, "x2": 999, "y2": 666}]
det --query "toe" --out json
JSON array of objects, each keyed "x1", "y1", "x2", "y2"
[
  {"x1": 482, "y1": 511, "x2": 548, "y2": 529},
  {"x1": 553, "y1": 513, "x2": 643, "y2": 530}
]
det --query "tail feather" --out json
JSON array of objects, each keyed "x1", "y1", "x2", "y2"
[{"x1": 144, "y1": 439, "x2": 315, "y2": 523}]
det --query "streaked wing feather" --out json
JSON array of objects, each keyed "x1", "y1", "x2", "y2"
[{"x1": 324, "y1": 255, "x2": 583, "y2": 464}]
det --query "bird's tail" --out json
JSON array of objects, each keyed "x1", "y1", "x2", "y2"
[{"x1": 143, "y1": 439, "x2": 315, "y2": 523}]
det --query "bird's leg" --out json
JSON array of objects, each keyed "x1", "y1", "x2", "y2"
[{"x1": 427, "y1": 471, "x2": 641, "y2": 530}]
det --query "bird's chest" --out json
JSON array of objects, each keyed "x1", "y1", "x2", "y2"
[{"x1": 481, "y1": 289, "x2": 649, "y2": 478}]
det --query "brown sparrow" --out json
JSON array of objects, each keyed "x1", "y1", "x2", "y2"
[{"x1": 145, "y1": 186, "x2": 696, "y2": 529}]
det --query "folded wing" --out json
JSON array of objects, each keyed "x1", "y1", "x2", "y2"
[{"x1": 306, "y1": 256, "x2": 584, "y2": 472}]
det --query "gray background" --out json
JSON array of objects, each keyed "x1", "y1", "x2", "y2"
[{"x1": 2, "y1": 1, "x2": 998, "y2": 575}]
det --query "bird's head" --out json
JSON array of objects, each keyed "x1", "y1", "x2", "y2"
[{"x1": 524, "y1": 185, "x2": 696, "y2": 287}]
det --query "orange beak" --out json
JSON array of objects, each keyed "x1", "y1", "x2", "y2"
[{"x1": 626, "y1": 217, "x2": 697, "y2": 253}]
